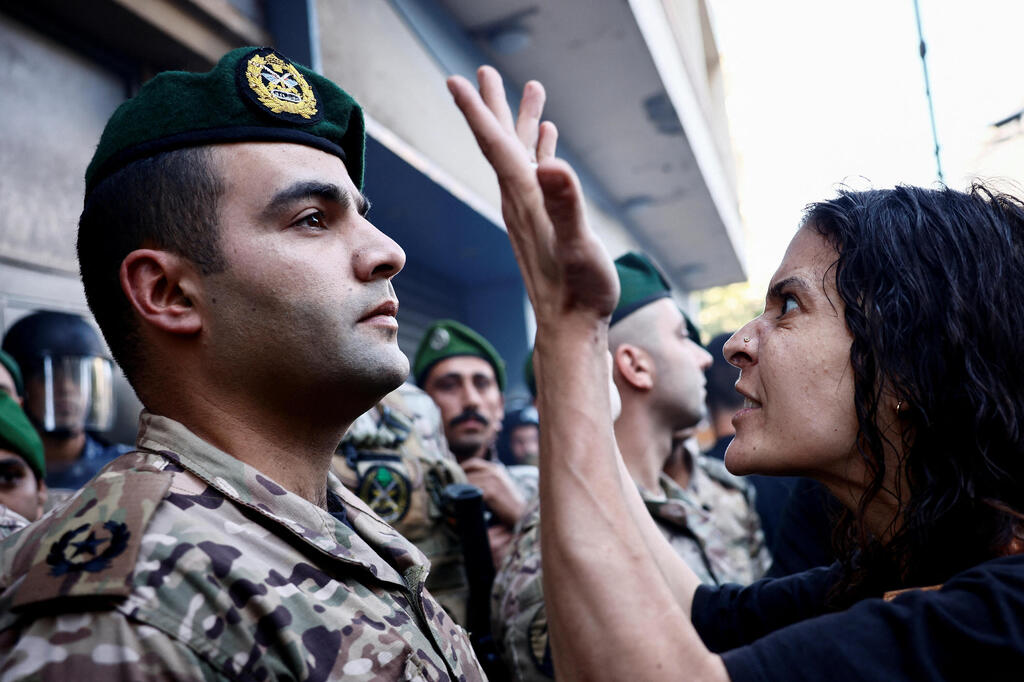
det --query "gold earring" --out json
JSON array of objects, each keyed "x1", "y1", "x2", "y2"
[{"x1": 743, "y1": 337, "x2": 750, "y2": 343}]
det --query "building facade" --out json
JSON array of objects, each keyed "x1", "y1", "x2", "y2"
[{"x1": 0, "y1": 0, "x2": 744, "y2": 438}]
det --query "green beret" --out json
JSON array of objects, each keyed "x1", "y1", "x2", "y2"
[
  {"x1": 85, "y1": 46, "x2": 365, "y2": 194},
  {"x1": 414, "y1": 320, "x2": 506, "y2": 391},
  {"x1": 611, "y1": 252, "x2": 673, "y2": 325},
  {"x1": 0, "y1": 394, "x2": 44, "y2": 480},
  {"x1": 0, "y1": 350, "x2": 23, "y2": 397},
  {"x1": 523, "y1": 349, "x2": 536, "y2": 399}
]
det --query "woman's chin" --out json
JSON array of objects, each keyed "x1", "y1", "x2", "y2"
[{"x1": 722, "y1": 443, "x2": 757, "y2": 476}]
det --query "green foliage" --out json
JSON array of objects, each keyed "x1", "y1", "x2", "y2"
[{"x1": 695, "y1": 281, "x2": 764, "y2": 338}]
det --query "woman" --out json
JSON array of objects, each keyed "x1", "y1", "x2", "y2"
[{"x1": 448, "y1": 66, "x2": 1024, "y2": 680}]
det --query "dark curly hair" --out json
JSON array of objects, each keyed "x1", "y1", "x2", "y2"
[{"x1": 803, "y1": 184, "x2": 1024, "y2": 605}]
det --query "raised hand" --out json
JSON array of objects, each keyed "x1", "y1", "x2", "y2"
[{"x1": 447, "y1": 66, "x2": 619, "y2": 330}]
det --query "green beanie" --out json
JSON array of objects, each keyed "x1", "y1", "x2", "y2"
[
  {"x1": 0, "y1": 394, "x2": 44, "y2": 480},
  {"x1": 85, "y1": 46, "x2": 365, "y2": 194},
  {"x1": 0, "y1": 350, "x2": 23, "y2": 397},
  {"x1": 611, "y1": 252, "x2": 673, "y2": 325},
  {"x1": 414, "y1": 320, "x2": 506, "y2": 391}
]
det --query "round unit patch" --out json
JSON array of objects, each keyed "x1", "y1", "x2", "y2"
[
  {"x1": 46, "y1": 521, "x2": 130, "y2": 576},
  {"x1": 357, "y1": 464, "x2": 412, "y2": 523},
  {"x1": 239, "y1": 48, "x2": 321, "y2": 123}
]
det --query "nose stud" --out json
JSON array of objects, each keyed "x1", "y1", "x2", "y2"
[{"x1": 743, "y1": 337, "x2": 750, "y2": 343}]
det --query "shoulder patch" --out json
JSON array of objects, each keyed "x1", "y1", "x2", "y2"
[
  {"x1": 357, "y1": 464, "x2": 412, "y2": 524},
  {"x1": 8, "y1": 469, "x2": 173, "y2": 611}
]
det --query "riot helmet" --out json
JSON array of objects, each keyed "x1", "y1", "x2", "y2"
[{"x1": 2, "y1": 311, "x2": 116, "y2": 437}]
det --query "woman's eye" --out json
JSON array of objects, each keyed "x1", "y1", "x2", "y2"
[{"x1": 780, "y1": 295, "x2": 799, "y2": 315}]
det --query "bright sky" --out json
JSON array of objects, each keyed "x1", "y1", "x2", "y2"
[{"x1": 708, "y1": 0, "x2": 1024, "y2": 287}]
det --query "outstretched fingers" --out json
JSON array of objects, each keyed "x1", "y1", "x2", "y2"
[
  {"x1": 516, "y1": 81, "x2": 547, "y2": 159},
  {"x1": 447, "y1": 73, "x2": 533, "y2": 182},
  {"x1": 448, "y1": 66, "x2": 618, "y2": 320},
  {"x1": 478, "y1": 66, "x2": 516, "y2": 133},
  {"x1": 537, "y1": 121, "x2": 559, "y2": 163}
]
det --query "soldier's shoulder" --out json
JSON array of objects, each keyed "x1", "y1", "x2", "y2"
[
  {"x1": 0, "y1": 450, "x2": 175, "y2": 621},
  {"x1": 697, "y1": 454, "x2": 749, "y2": 493},
  {"x1": 386, "y1": 382, "x2": 440, "y2": 419},
  {"x1": 492, "y1": 497, "x2": 542, "y2": 603},
  {"x1": 506, "y1": 463, "x2": 539, "y2": 500}
]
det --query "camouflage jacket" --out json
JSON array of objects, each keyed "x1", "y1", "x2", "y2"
[
  {"x1": 0, "y1": 412, "x2": 485, "y2": 681},
  {"x1": 503, "y1": 464, "x2": 538, "y2": 506},
  {"x1": 334, "y1": 383, "x2": 471, "y2": 625},
  {"x1": 490, "y1": 460, "x2": 770, "y2": 681},
  {"x1": 648, "y1": 458, "x2": 771, "y2": 586}
]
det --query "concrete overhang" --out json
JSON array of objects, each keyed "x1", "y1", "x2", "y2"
[
  {"x1": 433, "y1": 0, "x2": 746, "y2": 290},
  {"x1": 364, "y1": 115, "x2": 521, "y2": 287}
]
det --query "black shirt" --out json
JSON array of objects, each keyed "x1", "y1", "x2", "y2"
[{"x1": 692, "y1": 554, "x2": 1024, "y2": 681}]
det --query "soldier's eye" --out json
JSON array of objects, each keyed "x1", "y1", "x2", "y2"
[{"x1": 294, "y1": 211, "x2": 327, "y2": 230}]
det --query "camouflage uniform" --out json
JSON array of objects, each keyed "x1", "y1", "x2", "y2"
[
  {"x1": 491, "y1": 458, "x2": 770, "y2": 681},
  {"x1": 334, "y1": 383, "x2": 471, "y2": 625},
  {"x1": 0, "y1": 412, "x2": 485, "y2": 681},
  {"x1": 503, "y1": 464, "x2": 538, "y2": 505},
  {"x1": 655, "y1": 455, "x2": 772, "y2": 586}
]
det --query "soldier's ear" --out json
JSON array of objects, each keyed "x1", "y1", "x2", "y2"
[
  {"x1": 613, "y1": 344, "x2": 653, "y2": 391},
  {"x1": 120, "y1": 249, "x2": 203, "y2": 337},
  {"x1": 35, "y1": 480, "x2": 47, "y2": 521}
]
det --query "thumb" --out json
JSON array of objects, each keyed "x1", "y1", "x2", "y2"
[{"x1": 537, "y1": 159, "x2": 587, "y2": 242}]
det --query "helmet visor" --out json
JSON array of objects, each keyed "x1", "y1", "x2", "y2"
[{"x1": 29, "y1": 355, "x2": 115, "y2": 434}]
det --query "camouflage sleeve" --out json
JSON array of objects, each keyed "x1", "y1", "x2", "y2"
[{"x1": 0, "y1": 610, "x2": 219, "y2": 681}]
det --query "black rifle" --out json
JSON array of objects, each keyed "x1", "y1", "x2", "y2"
[{"x1": 442, "y1": 482, "x2": 511, "y2": 682}]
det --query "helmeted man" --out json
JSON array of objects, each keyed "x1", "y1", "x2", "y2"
[
  {"x1": 0, "y1": 47, "x2": 483, "y2": 680},
  {"x1": 2, "y1": 312, "x2": 132, "y2": 492},
  {"x1": 505, "y1": 406, "x2": 539, "y2": 467},
  {"x1": 0, "y1": 394, "x2": 47, "y2": 538},
  {"x1": 414, "y1": 320, "x2": 537, "y2": 568},
  {"x1": 333, "y1": 381, "x2": 472, "y2": 624},
  {"x1": 491, "y1": 252, "x2": 770, "y2": 680},
  {"x1": 0, "y1": 350, "x2": 22, "y2": 403}
]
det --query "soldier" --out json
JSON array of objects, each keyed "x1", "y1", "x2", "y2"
[
  {"x1": 505, "y1": 406, "x2": 539, "y2": 467},
  {"x1": 2, "y1": 312, "x2": 133, "y2": 492},
  {"x1": 491, "y1": 252, "x2": 769, "y2": 680},
  {"x1": 333, "y1": 381, "x2": 472, "y2": 624},
  {"x1": 0, "y1": 394, "x2": 47, "y2": 538},
  {"x1": 414, "y1": 320, "x2": 537, "y2": 567},
  {"x1": 0, "y1": 48, "x2": 483, "y2": 680}
]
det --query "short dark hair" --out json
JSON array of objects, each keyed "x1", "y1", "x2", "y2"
[
  {"x1": 77, "y1": 147, "x2": 225, "y2": 392},
  {"x1": 705, "y1": 331, "x2": 741, "y2": 414},
  {"x1": 804, "y1": 184, "x2": 1024, "y2": 603}
]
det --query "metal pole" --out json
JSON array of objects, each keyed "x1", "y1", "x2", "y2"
[{"x1": 913, "y1": 0, "x2": 944, "y2": 184}]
